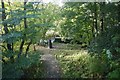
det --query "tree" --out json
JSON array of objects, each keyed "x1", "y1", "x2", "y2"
[
  {"x1": 36, "y1": 2, "x2": 61, "y2": 48},
  {"x1": 18, "y1": 1, "x2": 27, "y2": 58},
  {"x1": 1, "y1": 1, "x2": 44, "y2": 60},
  {"x1": 59, "y1": 2, "x2": 93, "y2": 45},
  {"x1": 1, "y1": 0, "x2": 12, "y2": 51}
]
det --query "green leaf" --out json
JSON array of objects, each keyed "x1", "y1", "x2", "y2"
[
  {"x1": 1, "y1": 31, "x2": 22, "y2": 44},
  {"x1": 115, "y1": 47, "x2": 120, "y2": 53}
]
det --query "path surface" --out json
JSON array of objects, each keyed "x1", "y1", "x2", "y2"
[{"x1": 37, "y1": 46, "x2": 61, "y2": 78}]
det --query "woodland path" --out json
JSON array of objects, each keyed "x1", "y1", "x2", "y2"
[{"x1": 37, "y1": 45, "x2": 61, "y2": 78}]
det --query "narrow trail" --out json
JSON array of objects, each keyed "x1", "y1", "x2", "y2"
[{"x1": 37, "y1": 46, "x2": 61, "y2": 78}]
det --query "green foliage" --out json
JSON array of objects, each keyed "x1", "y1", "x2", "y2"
[
  {"x1": 107, "y1": 68, "x2": 120, "y2": 78},
  {"x1": 2, "y1": 51, "x2": 43, "y2": 79},
  {"x1": 1, "y1": 31, "x2": 22, "y2": 44},
  {"x1": 2, "y1": 50, "x2": 17, "y2": 58},
  {"x1": 58, "y1": 3, "x2": 95, "y2": 44},
  {"x1": 1, "y1": 2, "x2": 61, "y2": 78},
  {"x1": 1, "y1": 1, "x2": 120, "y2": 79},
  {"x1": 2, "y1": 62, "x2": 24, "y2": 79},
  {"x1": 89, "y1": 26, "x2": 120, "y2": 59},
  {"x1": 86, "y1": 54, "x2": 108, "y2": 77},
  {"x1": 52, "y1": 43, "x2": 120, "y2": 78}
]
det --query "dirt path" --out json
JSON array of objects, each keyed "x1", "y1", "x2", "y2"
[{"x1": 37, "y1": 46, "x2": 61, "y2": 78}]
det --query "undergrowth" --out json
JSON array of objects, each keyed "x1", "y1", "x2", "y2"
[{"x1": 2, "y1": 50, "x2": 44, "y2": 80}]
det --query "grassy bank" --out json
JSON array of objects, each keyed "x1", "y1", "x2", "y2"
[{"x1": 51, "y1": 43, "x2": 120, "y2": 78}]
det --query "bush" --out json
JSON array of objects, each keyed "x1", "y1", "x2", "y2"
[
  {"x1": 89, "y1": 26, "x2": 120, "y2": 59},
  {"x1": 107, "y1": 68, "x2": 120, "y2": 78},
  {"x1": 57, "y1": 50, "x2": 120, "y2": 78},
  {"x1": 2, "y1": 51, "x2": 43, "y2": 79}
]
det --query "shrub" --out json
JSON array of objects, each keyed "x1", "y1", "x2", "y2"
[
  {"x1": 107, "y1": 68, "x2": 120, "y2": 78},
  {"x1": 2, "y1": 51, "x2": 43, "y2": 79},
  {"x1": 89, "y1": 26, "x2": 120, "y2": 59},
  {"x1": 58, "y1": 51, "x2": 116, "y2": 78}
]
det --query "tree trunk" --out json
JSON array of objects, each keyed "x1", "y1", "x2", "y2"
[
  {"x1": 94, "y1": 2, "x2": 98, "y2": 37},
  {"x1": 100, "y1": 18, "x2": 104, "y2": 31},
  {"x1": 11, "y1": 43, "x2": 14, "y2": 51},
  {"x1": 100, "y1": 2, "x2": 105, "y2": 32},
  {"x1": 24, "y1": 1, "x2": 27, "y2": 28},
  {"x1": 48, "y1": 39, "x2": 52, "y2": 49},
  {"x1": 34, "y1": 45, "x2": 36, "y2": 51},
  {"x1": 18, "y1": 39, "x2": 25, "y2": 58},
  {"x1": 7, "y1": 44, "x2": 12, "y2": 51},
  {"x1": 92, "y1": 13, "x2": 95, "y2": 38},
  {"x1": 1, "y1": 1, "x2": 12, "y2": 51},
  {"x1": 25, "y1": 40, "x2": 32, "y2": 57},
  {"x1": 18, "y1": 1, "x2": 27, "y2": 58},
  {"x1": 118, "y1": 2, "x2": 120, "y2": 26}
]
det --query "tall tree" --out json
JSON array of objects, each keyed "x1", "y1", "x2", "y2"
[
  {"x1": 18, "y1": 1, "x2": 27, "y2": 58},
  {"x1": 118, "y1": 1, "x2": 120, "y2": 26},
  {"x1": 94, "y1": 2, "x2": 98, "y2": 37},
  {"x1": 100, "y1": 2, "x2": 105, "y2": 32},
  {"x1": 1, "y1": 0, "x2": 12, "y2": 51}
]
